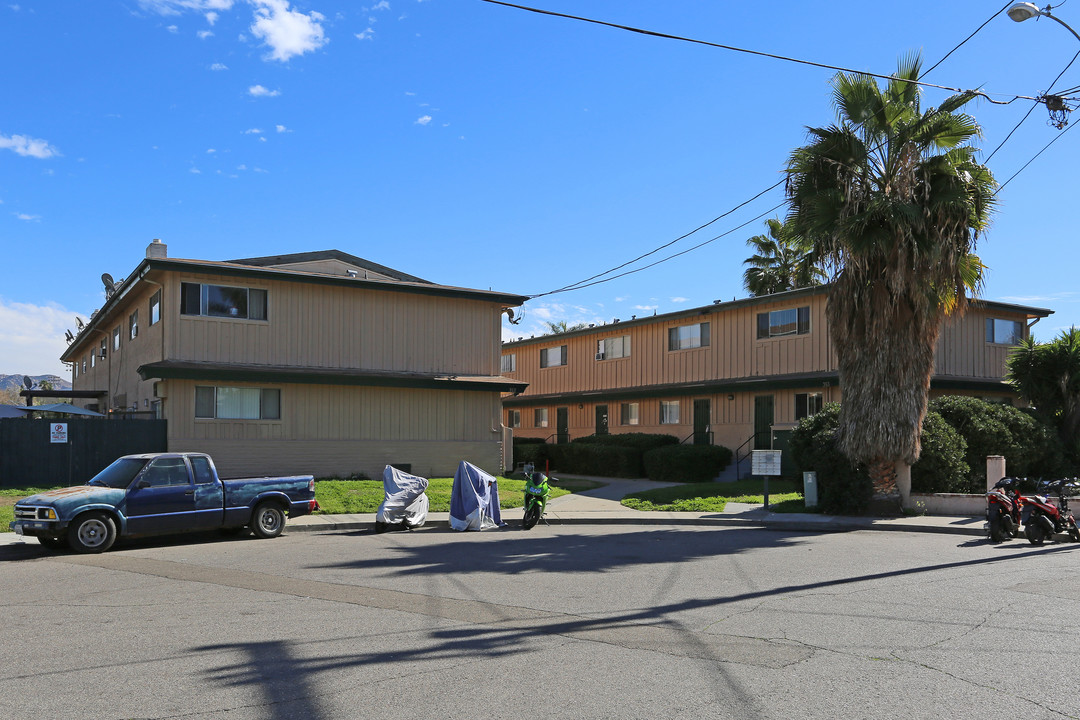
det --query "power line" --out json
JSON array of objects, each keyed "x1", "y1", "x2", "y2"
[
  {"x1": 923, "y1": 1, "x2": 1014, "y2": 76},
  {"x1": 997, "y1": 118, "x2": 1078, "y2": 192},
  {"x1": 481, "y1": 0, "x2": 1036, "y2": 105}
]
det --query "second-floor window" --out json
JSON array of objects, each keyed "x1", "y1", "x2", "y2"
[
  {"x1": 113, "y1": 327, "x2": 121, "y2": 351},
  {"x1": 501, "y1": 354, "x2": 516, "y2": 373},
  {"x1": 986, "y1": 318, "x2": 1022, "y2": 345},
  {"x1": 534, "y1": 408, "x2": 549, "y2": 428},
  {"x1": 540, "y1": 345, "x2": 567, "y2": 368},
  {"x1": 757, "y1": 307, "x2": 810, "y2": 339},
  {"x1": 149, "y1": 290, "x2": 161, "y2": 326},
  {"x1": 597, "y1": 335, "x2": 631, "y2": 360},
  {"x1": 507, "y1": 409, "x2": 521, "y2": 427},
  {"x1": 181, "y1": 282, "x2": 268, "y2": 320},
  {"x1": 669, "y1": 322, "x2": 710, "y2": 351},
  {"x1": 129, "y1": 309, "x2": 139, "y2": 341}
]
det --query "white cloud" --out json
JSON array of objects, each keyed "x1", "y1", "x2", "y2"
[
  {"x1": 614, "y1": 296, "x2": 627, "y2": 302},
  {"x1": 275, "y1": 124, "x2": 288, "y2": 132},
  {"x1": 259, "y1": 136, "x2": 267, "y2": 142},
  {"x1": 355, "y1": 27, "x2": 374, "y2": 40},
  {"x1": 250, "y1": 0, "x2": 327, "y2": 62},
  {"x1": 15, "y1": 213, "x2": 40, "y2": 221},
  {"x1": 404, "y1": 91, "x2": 415, "y2": 96},
  {"x1": 633, "y1": 305, "x2": 658, "y2": 311},
  {"x1": 138, "y1": 0, "x2": 235, "y2": 15},
  {"x1": 206, "y1": 148, "x2": 216, "y2": 153},
  {"x1": 414, "y1": 115, "x2": 432, "y2": 126},
  {"x1": 190, "y1": 167, "x2": 201, "y2": 174},
  {"x1": 237, "y1": 164, "x2": 247, "y2": 170},
  {"x1": 372, "y1": 0, "x2": 390, "y2": 9},
  {"x1": 197, "y1": 29, "x2": 213, "y2": 38},
  {"x1": 0, "y1": 298, "x2": 81, "y2": 377},
  {"x1": 253, "y1": 167, "x2": 269, "y2": 173},
  {"x1": 248, "y1": 84, "x2": 280, "y2": 97},
  {"x1": 166, "y1": 24, "x2": 179, "y2": 32},
  {"x1": 243, "y1": 127, "x2": 264, "y2": 134},
  {"x1": 205, "y1": 10, "x2": 219, "y2": 24},
  {"x1": 670, "y1": 296, "x2": 689, "y2": 303},
  {"x1": 210, "y1": 62, "x2": 228, "y2": 70}
]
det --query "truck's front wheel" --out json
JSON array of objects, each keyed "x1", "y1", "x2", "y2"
[
  {"x1": 251, "y1": 502, "x2": 285, "y2": 539},
  {"x1": 68, "y1": 512, "x2": 116, "y2": 553}
]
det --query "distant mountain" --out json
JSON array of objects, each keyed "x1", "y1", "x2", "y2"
[{"x1": 0, "y1": 374, "x2": 72, "y2": 392}]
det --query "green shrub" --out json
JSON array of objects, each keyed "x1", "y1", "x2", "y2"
[
  {"x1": 929, "y1": 396, "x2": 1070, "y2": 487},
  {"x1": 642, "y1": 444, "x2": 733, "y2": 483},
  {"x1": 911, "y1": 411, "x2": 969, "y2": 493},
  {"x1": 571, "y1": 433, "x2": 679, "y2": 450},
  {"x1": 544, "y1": 442, "x2": 642, "y2": 478},
  {"x1": 788, "y1": 403, "x2": 872, "y2": 514}
]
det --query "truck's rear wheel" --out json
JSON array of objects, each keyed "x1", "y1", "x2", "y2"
[
  {"x1": 251, "y1": 502, "x2": 285, "y2": 539},
  {"x1": 68, "y1": 512, "x2": 116, "y2": 553}
]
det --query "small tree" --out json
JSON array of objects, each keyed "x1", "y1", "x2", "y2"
[
  {"x1": 1007, "y1": 327, "x2": 1080, "y2": 463},
  {"x1": 545, "y1": 320, "x2": 588, "y2": 335},
  {"x1": 742, "y1": 218, "x2": 823, "y2": 297}
]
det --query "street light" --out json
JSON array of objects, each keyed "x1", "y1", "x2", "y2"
[
  {"x1": 1007, "y1": 2, "x2": 1080, "y2": 43},
  {"x1": 1007, "y1": 3, "x2": 1080, "y2": 127}
]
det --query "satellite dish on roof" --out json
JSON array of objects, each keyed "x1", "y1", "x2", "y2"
[
  {"x1": 75, "y1": 317, "x2": 85, "y2": 330},
  {"x1": 65, "y1": 330, "x2": 75, "y2": 343},
  {"x1": 22, "y1": 375, "x2": 33, "y2": 390},
  {"x1": 102, "y1": 273, "x2": 116, "y2": 297}
]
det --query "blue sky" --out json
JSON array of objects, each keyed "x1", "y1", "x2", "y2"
[{"x1": 3, "y1": 0, "x2": 1079, "y2": 377}]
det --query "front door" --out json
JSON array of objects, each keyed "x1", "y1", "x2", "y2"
[
  {"x1": 693, "y1": 399, "x2": 711, "y2": 445},
  {"x1": 754, "y1": 395, "x2": 774, "y2": 450},
  {"x1": 595, "y1": 405, "x2": 609, "y2": 435},
  {"x1": 556, "y1": 407, "x2": 569, "y2": 444}
]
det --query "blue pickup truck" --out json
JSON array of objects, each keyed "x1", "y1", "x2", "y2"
[{"x1": 10, "y1": 452, "x2": 318, "y2": 553}]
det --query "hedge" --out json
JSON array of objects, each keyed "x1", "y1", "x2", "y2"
[
  {"x1": 571, "y1": 433, "x2": 679, "y2": 450},
  {"x1": 642, "y1": 445, "x2": 734, "y2": 483}
]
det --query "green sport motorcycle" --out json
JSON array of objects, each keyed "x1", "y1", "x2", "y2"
[{"x1": 522, "y1": 471, "x2": 552, "y2": 530}]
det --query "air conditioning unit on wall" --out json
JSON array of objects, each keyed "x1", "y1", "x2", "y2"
[{"x1": 594, "y1": 352, "x2": 604, "y2": 360}]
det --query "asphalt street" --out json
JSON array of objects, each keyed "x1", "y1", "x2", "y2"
[{"x1": 2, "y1": 524, "x2": 1079, "y2": 719}]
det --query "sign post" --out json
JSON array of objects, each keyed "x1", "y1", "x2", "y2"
[{"x1": 751, "y1": 449, "x2": 782, "y2": 509}]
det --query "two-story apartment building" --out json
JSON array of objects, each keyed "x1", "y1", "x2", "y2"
[
  {"x1": 500, "y1": 286, "x2": 1051, "y2": 456},
  {"x1": 62, "y1": 241, "x2": 527, "y2": 478}
]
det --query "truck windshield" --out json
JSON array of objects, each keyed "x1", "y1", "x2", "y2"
[{"x1": 87, "y1": 458, "x2": 149, "y2": 488}]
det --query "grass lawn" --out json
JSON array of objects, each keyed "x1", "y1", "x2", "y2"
[
  {"x1": 0, "y1": 487, "x2": 59, "y2": 532},
  {"x1": 621, "y1": 478, "x2": 803, "y2": 513},
  {"x1": 313, "y1": 475, "x2": 603, "y2": 514}
]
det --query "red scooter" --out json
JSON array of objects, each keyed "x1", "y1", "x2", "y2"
[
  {"x1": 1022, "y1": 479, "x2": 1080, "y2": 546},
  {"x1": 986, "y1": 476, "x2": 1023, "y2": 543}
]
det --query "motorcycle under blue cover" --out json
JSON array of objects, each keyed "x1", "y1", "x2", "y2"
[{"x1": 449, "y1": 461, "x2": 504, "y2": 531}]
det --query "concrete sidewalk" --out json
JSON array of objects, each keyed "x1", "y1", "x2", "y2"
[{"x1": 288, "y1": 476, "x2": 989, "y2": 538}]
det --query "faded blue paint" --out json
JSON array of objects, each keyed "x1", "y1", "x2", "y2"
[{"x1": 9, "y1": 452, "x2": 316, "y2": 545}]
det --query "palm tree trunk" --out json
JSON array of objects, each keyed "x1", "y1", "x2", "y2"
[{"x1": 867, "y1": 458, "x2": 902, "y2": 515}]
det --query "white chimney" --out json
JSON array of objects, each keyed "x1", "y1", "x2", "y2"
[{"x1": 146, "y1": 238, "x2": 167, "y2": 259}]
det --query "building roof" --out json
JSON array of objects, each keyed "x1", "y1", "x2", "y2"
[
  {"x1": 501, "y1": 285, "x2": 1054, "y2": 348},
  {"x1": 63, "y1": 249, "x2": 527, "y2": 362},
  {"x1": 138, "y1": 360, "x2": 529, "y2": 394}
]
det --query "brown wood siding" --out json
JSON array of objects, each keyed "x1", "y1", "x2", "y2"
[
  {"x1": 503, "y1": 294, "x2": 835, "y2": 398},
  {"x1": 934, "y1": 306, "x2": 1027, "y2": 380},
  {"x1": 170, "y1": 271, "x2": 503, "y2": 376}
]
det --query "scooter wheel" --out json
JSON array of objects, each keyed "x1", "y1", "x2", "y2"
[
  {"x1": 988, "y1": 513, "x2": 1008, "y2": 543},
  {"x1": 1025, "y1": 522, "x2": 1046, "y2": 546}
]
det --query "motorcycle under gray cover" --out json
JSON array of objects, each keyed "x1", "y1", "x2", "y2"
[{"x1": 376, "y1": 465, "x2": 430, "y2": 526}]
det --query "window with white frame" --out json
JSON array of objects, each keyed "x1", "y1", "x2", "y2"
[
  {"x1": 129, "y1": 309, "x2": 139, "y2": 341},
  {"x1": 985, "y1": 318, "x2": 1022, "y2": 345},
  {"x1": 534, "y1": 408, "x2": 549, "y2": 427},
  {"x1": 757, "y1": 307, "x2": 810, "y2": 339},
  {"x1": 668, "y1": 322, "x2": 710, "y2": 351},
  {"x1": 597, "y1": 335, "x2": 631, "y2": 360},
  {"x1": 507, "y1": 409, "x2": 521, "y2": 428},
  {"x1": 195, "y1": 386, "x2": 281, "y2": 420},
  {"x1": 540, "y1": 345, "x2": 567, "y2": 368},
  {"x1": 660, "y1": 400, "x2": 680, "y2": 424},
  {"x1": 149, "y1": 290, "x2": 161, "y2": 326},
  {"x1": 620, "y1": 402, "x2": 640, "y2": 426},
  {"x1": 113, "y1": 326, "x2": 121, "y2": 351},
  {"x1": 181, "y1": 282, "x2": 268, "y2": 320},
  {"x1": 795, "y1": 392, "x2": 823, "y2": 421},
  {"x1": 90, "y1": 349, "x2": 96, "y2": 368},
  {"x1": 501, "y1": 353, "x2": 516, "y2": 373}
]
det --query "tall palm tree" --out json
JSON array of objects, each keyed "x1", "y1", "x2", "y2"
[
  {"x1": 742, "y1": 218, "x2": 824, "y2": 296},
  {"x1": 785, "y1": 53, "x2": 996, "y2": 506}
]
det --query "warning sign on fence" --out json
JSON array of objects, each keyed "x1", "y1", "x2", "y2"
[{"x1": 50, "y1": 423, "x2": 68, "y2": 444}]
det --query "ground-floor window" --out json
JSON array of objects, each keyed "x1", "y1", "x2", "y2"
[
  {"x1": 620, "y1": 402, "x2": 639, "y2": 425},
  {"x1": 660, "y1": 400, "x2": 680, "y2": 424},
  {"x1": 195, "y1": 386, "x2": 281, "y2": 420},
  {"x1": 534, "y1": 407, "x2": 549, "y2": 427},
  {"x1": 795, "y1": 392, "x2": 823, "y2": 421}
]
